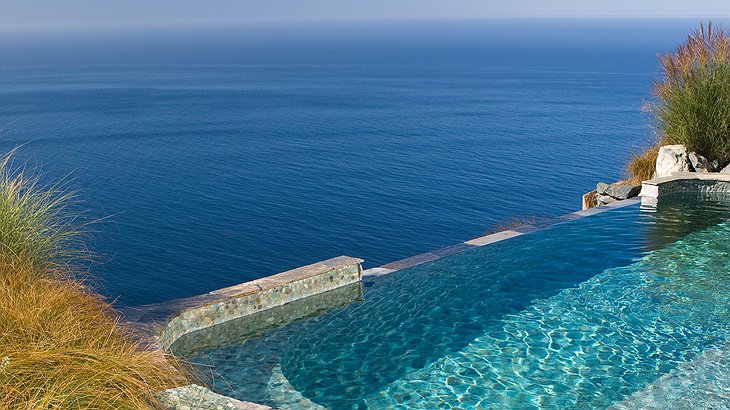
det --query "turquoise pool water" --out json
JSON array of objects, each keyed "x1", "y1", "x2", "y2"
[{"x1": 176, "y1": 195, "x2": 730, "y2": 409}]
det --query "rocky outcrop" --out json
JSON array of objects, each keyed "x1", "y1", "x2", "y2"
[
  {"x1": 597, "y1": 182, "x2": 641, "y2": 200},
  {"x1": 687, "y1": 152, "x2": 714, "y2": 172},
  {"x1": 655, "y1": 145, "x2": 691, "y2": 177},
  {"x1": 594, "y1": 182, "x2": 641, "y2": 207},
  {"x1": 586, "y1": 145, "x2": 728, "y2": 209},
  {"x1": 157, "y1": 384, "x2": 272, "y2": 410}
]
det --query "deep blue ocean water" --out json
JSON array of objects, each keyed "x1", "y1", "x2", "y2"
[{"x1": 0, "y1": 19, "x2": 711, "y2": 305}]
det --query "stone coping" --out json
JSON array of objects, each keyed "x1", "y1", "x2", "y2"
[
  {"x1": 122, "y1": 256, "x2": 363, "y2": 350},
  {"x1": 640, "y1": 172, "x2": 730, "y2": 207}
]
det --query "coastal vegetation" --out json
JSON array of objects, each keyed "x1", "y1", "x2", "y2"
[
  {"x1": 0, "y1": 151, "x2": 189, "y2": 409},
  {"x1": 629, "y1": 21, "x2": 730, "y2": 181}
]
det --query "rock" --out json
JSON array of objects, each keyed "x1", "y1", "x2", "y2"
[
  {"x1": 688, "y1": 152, "x2": 714, "y2": 172},
  {"x1": 596, "y1": 194, "x2": 617, "y2": 206},
  {"x1": 595, "y1": 183, "x2": 614, "y2": 206},
  {"x1": 596, "y1": 182, "x2": 611, "y2": 195},
  {"x1": 595, "y1": 182, "x2": 641, "y2": 202},
  {"x1": 655, "y1": 145, "x2": 690, "y2": 177},
  {"x1": 608, "y1": 184, "x2": 641, "y2": 200},
  {"x1": 721, "y1": 163, "x2": 730, "y2": 174}
]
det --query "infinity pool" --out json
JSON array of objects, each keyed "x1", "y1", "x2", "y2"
[{"x1": 174, "y1": 194, "x2": 730, "y2": 409}]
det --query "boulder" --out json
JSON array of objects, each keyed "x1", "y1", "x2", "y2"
[
  {"x1": 596, "y1": 182, "x2": 611, "y2": 195},
  {"x1": 596, "y1": 182, "x2": 641, "y2": 200},
  {"x1": 606, "y1": 184, "x2": 641, "y2": 199},
  {"x1": 596, "y1": 194, "x2": 617, "y2": 206},
  {"x1": 688, "y1": 152, "x2": 714, "y2": 172},
  {"x1": 722, "y1": 163, "x2": 730, "y2": 174},
  {"x1": 655, "y1": 145, "x2": 690, "y2": 177}
]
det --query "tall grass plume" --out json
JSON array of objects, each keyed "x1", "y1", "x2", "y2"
[
  {"x1": 0, "y1": 150, "x2": 190, "y2": 409},
  {"x1": 631, "y1": 21, "x2": 730, "y2": 181}
]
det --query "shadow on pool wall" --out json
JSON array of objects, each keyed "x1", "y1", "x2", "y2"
[
  {"x1": 642, "y1": 192, "x2": 730, "y2": 251},
  {"x1": 170, "y1": 282, "x2": 363, "y2": 356}
]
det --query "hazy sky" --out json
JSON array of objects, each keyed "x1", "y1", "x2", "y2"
[{"x1": 1, "y1": 0, "x2": 729, "y2": 29}]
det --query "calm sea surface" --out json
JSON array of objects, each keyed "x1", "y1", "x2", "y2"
[{"x1": 0, "y1": 20, "x2": 707, "y2": 305}]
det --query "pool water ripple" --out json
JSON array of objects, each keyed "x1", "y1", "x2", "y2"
[
  {"x1": 366, "y1": 223, "x2": 730, "y2": 409},
  {"x1": 179, "y1": 196, "x2": 730, "y2": 409}
]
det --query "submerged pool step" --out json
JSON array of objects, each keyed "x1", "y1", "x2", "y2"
[
  {"x1": 267, "y1": 366, "x2": 326, "y2": 410},
  {"x1": 610, "y1": 342, "x2": 730, "y2": 409},
  {"x1": 364, "y1": 224, "x2": 730, "y2": 409}
]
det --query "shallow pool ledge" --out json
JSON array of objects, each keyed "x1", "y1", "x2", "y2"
[
  {"x1": 122, "y1": 256, "x2": 364, "y2": 349},
  {"x1": 640, "y1": 172, "x2": 730, "y2": 207}
]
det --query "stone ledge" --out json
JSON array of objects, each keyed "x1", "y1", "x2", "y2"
[
  {"x1": 362, "y1": 267, "x2": 396, "y2": 277},
  {"x1": 465, "y1": 230, "x2": 524, "y2": 246},
  {"x1": 642, "y1": 171, "x2": 730, "y2": 185},
  {"x1": 122, "y1": 256, "x2": 363, "y2": 349},
  {"x1": 381, "y1": 252, "x2": 441, "y2": 270},
  {"x1": 171, "y1": 282, "x2": 363, "y2": 356}
]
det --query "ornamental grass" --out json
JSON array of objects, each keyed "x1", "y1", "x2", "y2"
[
  {"x1": 0, "y1": 151, "x2": 189, "y2": 409},
  {"x1": 629, "y1": 21, "x2": 730, "y2": 180}
]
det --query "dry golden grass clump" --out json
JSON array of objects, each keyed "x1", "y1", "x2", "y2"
[
  {"x1": 626, "y1": 146, "x2": 659, "y2": 184},
  {"x1": 0, "y1": 151, "x2": 189, "y2": 409},
  {"x1": 629, "y1": 21, "x2": 730, "y2": 181}
]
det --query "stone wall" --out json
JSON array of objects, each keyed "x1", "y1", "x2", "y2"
[
  {"x1": 171, "y1": 282, "x2": 363, "y2": 356},
  {"x1": 122, "y1": 256, "x2": 363, "y2": 350},
  {"x1": 640, "y1": 172, "x2": 730, "y2": 207}
]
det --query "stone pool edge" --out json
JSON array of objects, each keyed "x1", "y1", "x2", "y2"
[
  {"x1": 362, "y1": 198, "x2": 640, "y2": 278},
  {"x1": 121, "y1": 255, "x2": 364, "y2": 350},
  {"x1": 640, "y1": 171, "x2": 730, "y2": 207},
  {"x1": 122, "y1": 198, "x2": 642, "y2": 348}
]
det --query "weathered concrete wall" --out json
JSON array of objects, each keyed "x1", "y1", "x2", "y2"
[
  {"x1": 640, "y1": 172, "x2": 730, "y2": 207},
  {"x1": 122, "y1": 256, "x2": 363, "y2": 350}
]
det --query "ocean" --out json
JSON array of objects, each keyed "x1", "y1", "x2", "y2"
[{"x1": 0, "y1": 19, "x2": 705, "y2": 305}]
